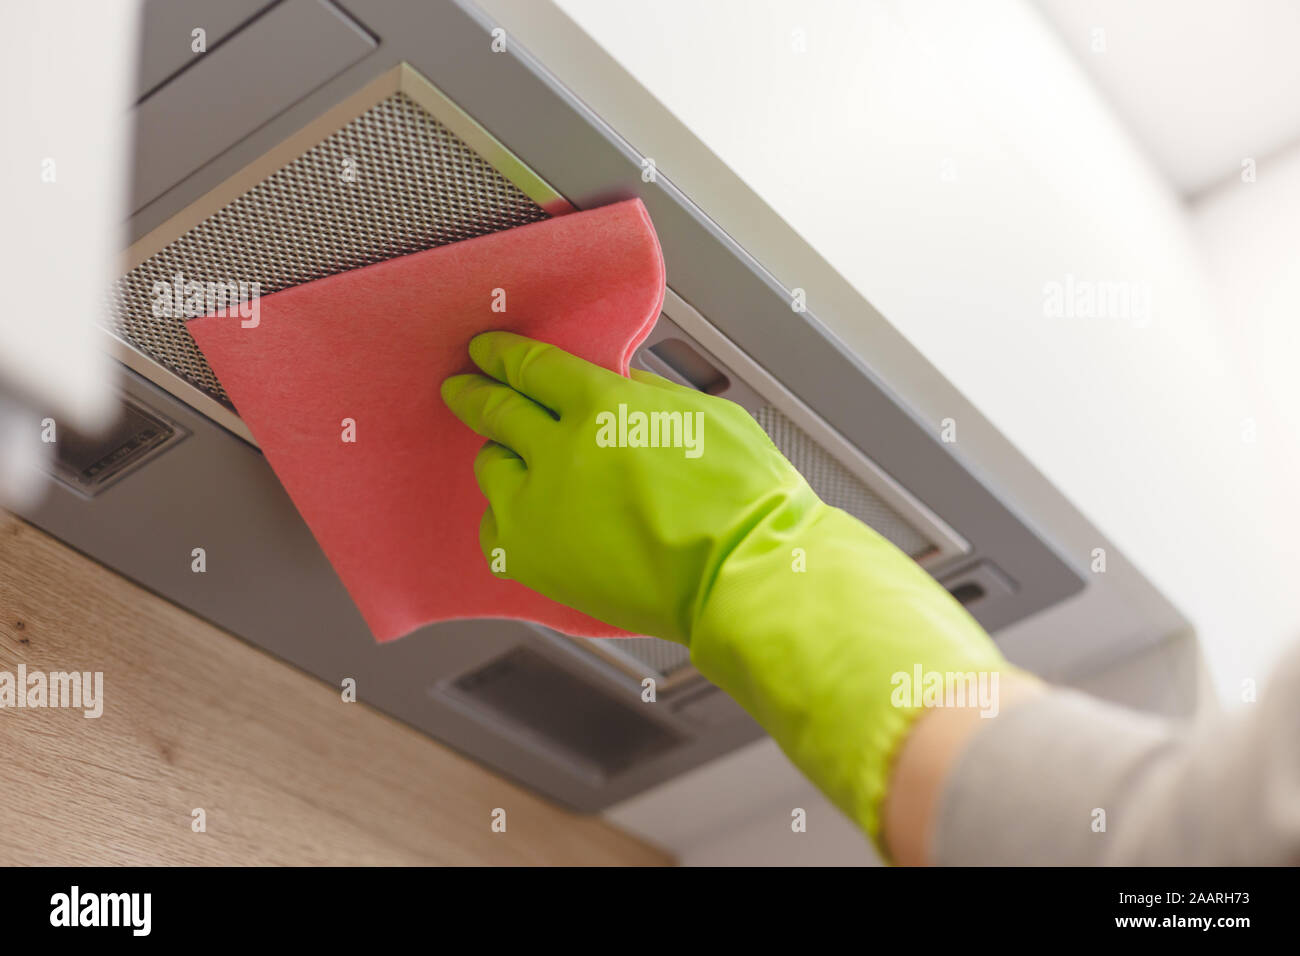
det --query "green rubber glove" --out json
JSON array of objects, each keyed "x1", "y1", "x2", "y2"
[{"x1": 442, "y1": 331, "x2": 1012, "y2": 842}]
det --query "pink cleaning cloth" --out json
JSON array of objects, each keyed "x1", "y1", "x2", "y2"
[{"x1": 187, "y1": 199, "x2": 663, "y2": 640}]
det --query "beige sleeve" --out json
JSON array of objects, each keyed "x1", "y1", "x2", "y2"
[{"x1": 932, "y1": 642, "x2": 1300, "y2": 865}]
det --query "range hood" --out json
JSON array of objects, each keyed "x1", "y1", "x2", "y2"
[{"x1": 18, "y1": 0, "x2": 1088, "y2": 811}]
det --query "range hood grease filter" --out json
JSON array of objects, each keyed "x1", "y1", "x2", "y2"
[{"x1": 106, "y1": 81, "x2": 936, "y2": 679}]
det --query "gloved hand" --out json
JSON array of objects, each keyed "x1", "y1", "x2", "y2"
[{"x1": 443, "y1": 331, "x2": 1014, "y2": 843}]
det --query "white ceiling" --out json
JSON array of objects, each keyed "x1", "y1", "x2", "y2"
[{"x1": 1034, "y1": 0, "x2": 1300, "y2": 196}]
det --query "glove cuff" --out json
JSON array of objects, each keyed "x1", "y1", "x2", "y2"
[{"x1": 688, "y1": 504, "x2": 1009, "y2": 845}]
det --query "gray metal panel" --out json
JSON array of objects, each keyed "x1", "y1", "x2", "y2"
[
  {"x1": 136, "y1": 0, "x2": 273, "y2": 99},
  {"x1": 131, "y1": 0, "x2": 375, "y2": 211}
]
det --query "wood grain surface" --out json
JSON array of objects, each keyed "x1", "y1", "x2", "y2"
[{"x1": 0, "y1": 513, "x2": 671, "y2": 866}]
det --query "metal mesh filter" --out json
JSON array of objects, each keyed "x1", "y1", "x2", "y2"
[
  {"x1": 108, "y1": 91, "x2": 551, "y2": 405},
  {"x1": 753, "y1": 406, "x2": 933, "y2": 559}
]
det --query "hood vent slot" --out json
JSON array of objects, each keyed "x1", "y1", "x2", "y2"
[{"x1": 444, "y1": 647, "x2": 684, "y2": 780}]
